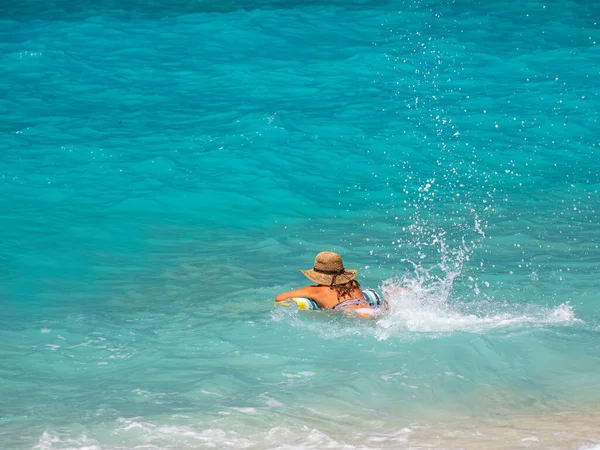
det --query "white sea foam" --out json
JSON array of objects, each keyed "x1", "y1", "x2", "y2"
[
  {"x1": 282, "y1": 371, "x2": 315, "y2": 378},
  {"x1": 33, "y1": 412, "x2": 600, "y2": 449},
  {"x1": 35, "y1": 419, "x2": 412, "y2": 449},
  {"x1": 34, "y1": 431, "x2": 101, "y2": 450}
]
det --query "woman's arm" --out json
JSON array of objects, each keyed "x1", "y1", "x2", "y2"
[{"x1": 275, "y1": 286, "x2": 318, "y2": 302}]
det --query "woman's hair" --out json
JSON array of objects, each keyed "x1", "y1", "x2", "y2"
[{"x1": 330, "y1": 279, "x2": 361, "y2": 300}]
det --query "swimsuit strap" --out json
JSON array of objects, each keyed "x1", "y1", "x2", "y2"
[{"x1": 332, "y1": 298, "x2": 370, "y2": 310}]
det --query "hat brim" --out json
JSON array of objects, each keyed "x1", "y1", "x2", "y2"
[{"x1": 300, "y1": 268, "x2": 357, "y2": 286}]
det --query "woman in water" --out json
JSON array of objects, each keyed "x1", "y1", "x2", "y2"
[{"x1": 275, "y1": 251, "x2": 371, "y2": 311}]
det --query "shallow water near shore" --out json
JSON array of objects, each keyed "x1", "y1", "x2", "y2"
[{"x1": 1, "y1": 0, "x2": 600, "y2": 448}]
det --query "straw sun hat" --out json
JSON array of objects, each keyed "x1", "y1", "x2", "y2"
[{"x1": 300, "y1": 252, "x2": 357, "y2": 286}]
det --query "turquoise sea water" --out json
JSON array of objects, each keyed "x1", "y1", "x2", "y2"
[{"x1": 1, "y1": 0, "x2": 600, "y2": 448}]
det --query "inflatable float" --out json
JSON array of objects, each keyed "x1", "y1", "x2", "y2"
[{"x1": 276, "y1": 288, "x2": 386, "y2": 317}]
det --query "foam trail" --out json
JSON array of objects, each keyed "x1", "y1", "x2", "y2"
[{"x1": 375, "y1": 266, "x2": 580, "y2": 339}]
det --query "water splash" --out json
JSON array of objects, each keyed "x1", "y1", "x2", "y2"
[
  {"x1": 375, "y1": 235, "x2": 580, "y2": 339},
  {"x1": 377, "y1": 278, "x2": 578, "y2": 339}
]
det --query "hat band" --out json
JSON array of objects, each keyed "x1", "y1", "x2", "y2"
[{"x1": 313, "y1": 267, "x2": 345, "y2": 275}]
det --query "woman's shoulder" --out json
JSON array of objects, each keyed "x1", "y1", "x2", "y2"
[
  {"x1": 304, "y1": 285, "x2": 338, "y2": 299},
  {"x1": 304, "y1": 285, "x2": 330, "y2": 294},
  {"x1": 295, "y1": 285, "x2": 326, "y2": 296},
  {"x1": 275, "y1": 285, "x2": 326, "y2": 302}
]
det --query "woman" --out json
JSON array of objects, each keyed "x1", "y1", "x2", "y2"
[{"x1": 275, "y1": 251, "x2": 370, "y2": 311}]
